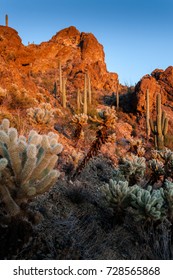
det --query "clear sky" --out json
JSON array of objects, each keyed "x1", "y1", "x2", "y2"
[{"x1": 0, "y1": 0, "x2": 173, "y2": 85}]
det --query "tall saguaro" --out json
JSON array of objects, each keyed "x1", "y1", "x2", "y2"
[
  {"x1": 59, "y1": 61, "x2": 62, "y2": 93},
  {"x1": 116, "y1": 81, "x2": 119, "y2": 110},
  {"x1": 83, "y1": 73, "x2": 88, "y2": 115},
  {"x1": 149, "y1": 93, "x2": 169, "y2": 150},
  {"x1": 5, "y1": 14, "x2": 8, "y2": 27},
  {"x1": 146, "y1": 88, "x2": 150, "y2": 138}
]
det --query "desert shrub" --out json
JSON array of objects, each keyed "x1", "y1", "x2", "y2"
[
  {"x1": 6, "y1": 52, "x2": 16, "y2": 62},
  {"x1": 35, "y1": 92, "x2": 45, "y2": 103},
  {"x1": 87, "y1": 106, "x2": 98, "y2": 118},
  {"x1": 0, "y1": 119, "x2": 63, "y2": 222},
  {"x1": 41, "y1": 77, "x2": 54, "y2": 91},
  {"x1": 0, "y1": 109, "x2": 30, "y2": 136},
  {"x1": 0, "y1": 87, "x2": 7, "y2": 105},
  {"x1": 6, "y1": 85, "x2": 37, "y2": 109},
  {"x1": 0, "y1": 107, "x2": 14, "y2": 123}
]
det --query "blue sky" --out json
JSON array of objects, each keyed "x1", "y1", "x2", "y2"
[{"x1": 0, "y1": 0, "x2": 173, "y2": 85}]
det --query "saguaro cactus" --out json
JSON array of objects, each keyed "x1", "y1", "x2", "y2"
[
  {"x1": 146, "y1": 88, "x2": 150, "y2": 138},
  {"x1": 116, "y1": 81, "x2": 119, "y2": 110},
  {"x1": 5, "y1": 14, "x2": 8, "y2": 27},
  {"x1": 83, "y1": 73, "x2": 88, "y2": 114},
  {"x1": 59, "y1": 61, "x2": 63, "y2": 93},
  {"x1": 76, "y1": 73, "x2": 92, "y2": 114},
  {"x1": 87, "y1": 73, "x2": 92, "y2": 105},
  {"x1": 149, "y1": 93, "x2": 169, "y2": 150},
  {"x1": 62, "y1": 77, "x2": 67, "y2": 108},
  {"x1": 77, "y1": 88, "x2": 81, "y2": 113}
]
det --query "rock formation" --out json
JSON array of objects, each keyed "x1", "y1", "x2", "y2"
[
  {"x1": 134, "y1": 66, "x2": 173, "y2": 114},
  {"x1": 0, "y1": 25, "x2": 118, "y2": 95}
]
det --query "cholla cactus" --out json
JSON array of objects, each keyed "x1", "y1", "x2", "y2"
[
  {"x1": 72, "y1": 107, "x2": 117, "y2": 179},
  {"x1": 71, "y1": 113, "x2": 88, "y2": 140},
  {"x1": 164, "y1": 180, "x2": 173, "y2": 220},
  {"x1": 159, "y1": 149, "x2": 173, "y2": 176},
  {"x1": 148, "y1": 159, "x2": 165, "y2": 181},
  {"x1": 0, "y1": 119, "x2": 63, "y2": 217},
  {"x1": 101, "y1": 179, "x2": 135, "y2": 210},
  {"x1": 151, "y1": 149, "x2": 161, "y2": 159},
  {"x1": 148, "y1": 149, "x2": 173, "y2": 182},
  {"x1": 119, "y1": 155, "x2": 146, "y2": 185},
  {"x1": 0, "y1": 158, "x2": 8, "y2": 177},
  {"x1": 130, "y1": 185, "x2": 165, "y2": 221},
  {"x1": 159, "y1": 148, "x2": 173, "y2": 160},
  {"x1": 129, "y1": 138, "x2": 145, "y2": 157},
  {"x1": 101, "y1": 179, "x2": 166, "y2": 222},
  {"x1": 27, "y1": 103, "x2": 54, "y2": 124},
  {"x1": 90, "y1": 107, "x2": 117, "y2": 130}
]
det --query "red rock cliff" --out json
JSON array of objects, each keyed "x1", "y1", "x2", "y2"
[
  {"x1": 134, "y1": 66, "x2": 173, "y2": 114},
  {"x1": 0, "y1": 25, "x2": 118, "y2": 94}
]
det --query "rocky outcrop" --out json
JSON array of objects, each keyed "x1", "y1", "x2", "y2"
[
  {"x1": 134, "y1": 66, "x2": 173, "y2": 114},
  {"x1": 134, "y1": 75, "x2": 162, "y2": 113},
  {"x1": 151, "y1": 66, "x2": 173, "y2": 102},
  {"x1": 0, "y1": 25, "x2": 118, "y2": 94},
  {"x1": 30, "y1": 26, "x2": 118, "y2": 92},
  {"x1": 0, "y1": 26, "x2": 39, "y2": 93}
]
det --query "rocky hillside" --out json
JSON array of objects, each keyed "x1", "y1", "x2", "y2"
[
  {"x1": 0, "y1": 25, "x2": 118, "y2": 95},
  {"x1": 1, "y1": 24, "x2": 173, "y2": 152},
  {"x1": 1, "y1": 24, "x2": 173, "y2": 116},
  {"x1": 1, "y1": 24, "x2": 173, "y2": 261},
  {"x1": 134, "y1": 66, "x2": 173, "y2": 114}
]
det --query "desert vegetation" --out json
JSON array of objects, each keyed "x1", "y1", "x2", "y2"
[
  {"x1": 1, "y1": 78, "x2": 173, "y2": 260},
  {"x1": 1, "y1": 24, "x2": 173, "y2": 260}
]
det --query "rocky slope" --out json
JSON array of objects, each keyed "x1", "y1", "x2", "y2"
[
  {"x1": 0, "y1": 25, "x2": 118, "y2": 95},
  {"x1": 1, "y1": 24, "x2": 173, "y2": 261},
  {"x1": 1, "y1": 24, "x2": 173, "y2": 116}
]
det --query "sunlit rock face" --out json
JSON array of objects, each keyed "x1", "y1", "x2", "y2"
[{"x1": 0, "y1": 25, "x2": 118, "y2": 94}]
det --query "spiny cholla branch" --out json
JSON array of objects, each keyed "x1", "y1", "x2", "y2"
[
  {"x1": 72, "y1": 107, "x2": 117, "y2": 180},
  {"x1": 0, "y1": 119, "x2": 63, "y2": 218}
]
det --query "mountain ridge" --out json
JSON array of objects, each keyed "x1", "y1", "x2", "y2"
[{"x1": 0, "y1": 25, "x2": 118, "y2": 94}]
